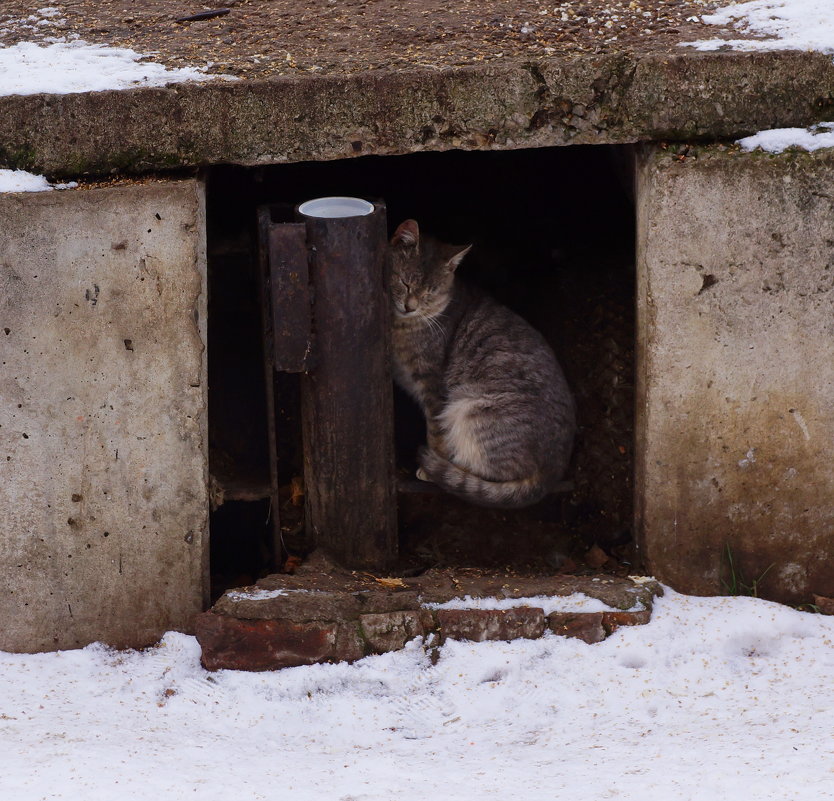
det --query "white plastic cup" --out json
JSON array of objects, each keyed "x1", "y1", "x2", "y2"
[{"x1": 297, "y1": 196, "x2": 375, "y2": 219}]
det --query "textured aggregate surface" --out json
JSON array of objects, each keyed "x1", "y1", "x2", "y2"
[{"x1": 0, "y1": 0, "x2": 747, "y2": 79}]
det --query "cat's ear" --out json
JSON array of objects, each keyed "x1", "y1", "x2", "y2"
[
  {"x1": 446, "y1": 244, "x2": 472, "y2": 272},
  {"x1": 391, "y1": 219, "x2": 419, "y2": 247}
]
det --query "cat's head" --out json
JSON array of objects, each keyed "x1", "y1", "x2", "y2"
[{"x1": 389, "y1": 220, "x2": 471, "y2": 318}]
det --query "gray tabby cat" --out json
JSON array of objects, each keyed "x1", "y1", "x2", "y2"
[{"x1": 389, "y1": 219, "x2": 576, "y2": 508}]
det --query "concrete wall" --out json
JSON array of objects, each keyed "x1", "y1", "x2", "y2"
[
  {"x1": 0, "y1": 180, "x2": 208, "y2": 651},
  {"x1": 636, "y1": 146, "x2": 834, "y2": 604}
]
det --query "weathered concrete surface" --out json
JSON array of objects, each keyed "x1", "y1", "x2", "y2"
[
  {"x1": 0, "y1": 0, "x2": 748, "y2": 80},
  {"x1": 0, "y1": 180, "x2": 208, "y2": 651},
  {"x1": 636, "y1": 145, "x2": 834, "y2": 605},
  {"x1": 1, "y1": 51, "x2": 833, "y2": 176}
]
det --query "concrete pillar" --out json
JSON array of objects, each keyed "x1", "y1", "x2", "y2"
[
  {"x1": 636, "y1": 145, "x2": 834, "y2": 604},
  {"x1": 0, "y1": 179, "x2": 208, "y2": 651}
]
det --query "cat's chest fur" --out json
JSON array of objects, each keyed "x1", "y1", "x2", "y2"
[{"x1": 391, "y1": 298, "x2": 455, "y2": 405}]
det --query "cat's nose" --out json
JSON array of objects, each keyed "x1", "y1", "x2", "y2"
[{"x1": 405, "y1": 295, "x2": 418, "y2": 312}]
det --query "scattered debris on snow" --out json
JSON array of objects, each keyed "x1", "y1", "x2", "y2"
[
  {"x1": 0, "y1": 168, "x2": 77, "y2": 192},
  {"x1": 1, "y1": 589, "x2": 834, "y2": 800},
  {"x1": 737, "y1": 122, "x2": 834, "y2": 152},
  {"x1": 683, "y1": 0, "x2": 834, "y2": 54}
]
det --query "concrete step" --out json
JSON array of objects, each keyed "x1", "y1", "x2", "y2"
[{"x1": 196, "y1": 553, "x2": 662, "y2": 671}]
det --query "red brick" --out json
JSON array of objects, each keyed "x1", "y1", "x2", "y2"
[
  {"x1": 359, "y1": 610, "x2": 433, "y2": 653},
  {"x1": 813, "y1": 594, "x2": 834, "y2": 615},
  {"x1": 547, "y1": 612, "x2": 606, "y2": 644},
  {"x1": 195, "y1": 612, "x2": 365, "y2": 671},
  {"x1": 601, "y1": 609, "x2": 652, "y2": 634},
  {"x1": 435, "y1": 607, "x2": 545, "y2": 644}
]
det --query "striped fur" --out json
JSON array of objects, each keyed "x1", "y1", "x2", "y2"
[
  {"x1": 417, "y1": 447, "x2": 548, "y2": 509},
  {"x1": 390, "y1": 219, "x2": 576, "y2": 509}
]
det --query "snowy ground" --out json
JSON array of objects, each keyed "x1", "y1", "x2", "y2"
[{"x1": 2, "y1": 588, "x2": 833, "y2": 801}]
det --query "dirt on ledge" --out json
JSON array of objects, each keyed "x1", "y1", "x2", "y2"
[{"x1": 0, "y1": 0, "x2": 748, "y2": 80}]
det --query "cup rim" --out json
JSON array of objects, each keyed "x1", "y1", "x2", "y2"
[{"x1": 297, "y1": 196, "x2": 375, "y2": 219}]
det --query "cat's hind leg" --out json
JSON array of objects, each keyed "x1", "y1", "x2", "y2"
[{"x1": 436, "y1": 395, "x2": 491, "y2": 477}]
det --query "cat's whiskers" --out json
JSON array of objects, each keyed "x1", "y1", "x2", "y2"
[{"x1": 419, "y1": 310, "x2": 447, "y2": 343}]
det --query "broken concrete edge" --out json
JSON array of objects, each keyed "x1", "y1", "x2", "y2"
[
  {"x1": 0, "y1": 50, "x2": 832, "y2": 177},
  {"x1": 195, "y1": 577, "x2": 663, "y2": 671}
]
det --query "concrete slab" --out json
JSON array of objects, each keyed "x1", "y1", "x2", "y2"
[
  {"x1": 0, "y1": 179, "x2": 208, "y2": 651},
  {"x1": 636, "y1": 144, "x2": 834, "y2": 604},
  {"x1": 0, "y1": 0, "x2": 742, "y2": 80},
  {"x1": 0, "y1": 3, "x2": 832, "y2": 175},
  {"x1": 1, "y1": 51, "x2": 833, "y2": 177}
]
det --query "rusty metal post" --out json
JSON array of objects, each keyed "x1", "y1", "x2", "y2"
[{"x1": 297, "y1": 197, "x2": 397, "y2": 570}]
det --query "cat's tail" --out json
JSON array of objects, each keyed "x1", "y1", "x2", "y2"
[{"x1": 417, "y1": 447, "x2": 548, "y2": 509}]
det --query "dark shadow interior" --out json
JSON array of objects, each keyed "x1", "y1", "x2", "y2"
[{"x1": 206, "y1": 144, "x2": 635, "y2": 598}]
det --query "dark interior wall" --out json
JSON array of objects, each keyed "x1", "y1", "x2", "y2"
[{"x1": 206, "y1": 145, "x2": 635, "y2": 588}]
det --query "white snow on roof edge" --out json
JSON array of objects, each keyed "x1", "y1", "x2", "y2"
[{"x1": 737, "y1": 122, "x2": 834, "y2": 153}]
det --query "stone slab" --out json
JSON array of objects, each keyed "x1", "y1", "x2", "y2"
[
  {"x1": 636, "y1": 145, "x2": 834, "y2": 604},
  {"x1": 1, "y1": 52, "x2": 833, "y2": 176},
  {"x1": 0, "y1": 180, "x2": 208, "y2": 651}
]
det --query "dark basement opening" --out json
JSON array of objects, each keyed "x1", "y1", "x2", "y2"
[{"x1": 206, "y1": 144, "x2": 635, "y2": 601}]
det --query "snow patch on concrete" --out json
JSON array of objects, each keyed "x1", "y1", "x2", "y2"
[
  {"x1": 737, "y1": 122, "x2": 834, "y2": 152},
  {"x1": 0, "y1": 169, "x2": 77, "y2": 192},
  {"x1": 424, "y1": 592, "x2": 640, "y2": 614},
  {"x1": 0, "y1": 40, "x2": 228, "y2": 96},
  {"x1": 683, "y1": 0, "x2": 834, "y2": 54},
  {"x1": 225, "y1": 588, "x2": 290, "y2": 602},
  {"x1": 0, "y1": 7, "x2": 233, "y2": 96}
]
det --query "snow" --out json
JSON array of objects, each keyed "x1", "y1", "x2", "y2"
[
  {"x1": 425, "y1": 591, "x2": 642, "y2": 614},
  {"x1": 0, "y1": 169, "x2": 77, "y2": 192},
  {"x1": 684, "y1": 0, "x2": 834, "y2": 54},
  {"x1": 2, "y1": 588, "x2": 834, "y2": 800},
  {"x1": 737, "y1": 122, "x2": 834, "y2": 152},
  {"x1": 0, "y1": 41, "x2": 225, "y2": 95},
  {"x1": 0, "y1": 8, "x2": 231, "y2": 96},
  {"x1": 225, "y1": 588, "x2": 290, "y2": 602}
]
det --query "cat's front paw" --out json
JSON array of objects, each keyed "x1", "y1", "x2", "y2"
[{"x1": 416, "y1": 467, "x2": 430, "y2": 482}]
